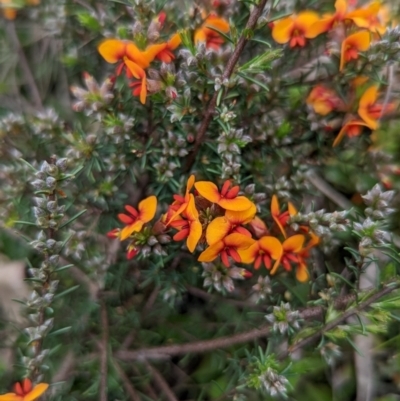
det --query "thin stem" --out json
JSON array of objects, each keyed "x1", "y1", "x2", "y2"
[
  {"x1": 184, "y1": 0, "x2": 269, "y2": 171},
  {"x1": 145, "y1": 362, "x2": 179, "y2": 401},
  {"x1": 115, "y1": 284, "x2": 398, "y2": 361},
  {"x1": 5, "y1": 21, "x2": 43, "y2": 110},
  {"x1": 112, "y1": 359, "x2": 142, "y2": 401},
  {"x1": 99, "y1": 300, "x2": 109, "y2": 401}
]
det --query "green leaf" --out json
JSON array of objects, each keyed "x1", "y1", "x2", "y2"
[
  {"x1": 59, "y1": 209, "x2": 87, "y2": 229},
  {"x1": 48, "y1": 326, "x2": 72, "y2": 337},
  {"x1": 53, "y1": 285, "x2": 80, "y2": 300},
  {"x1": 55, "y1": 264, "x2": 74, "y2": 272}
]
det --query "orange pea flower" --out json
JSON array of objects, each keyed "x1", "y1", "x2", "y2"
[
  {"x1": 98, "y1": 39, "x2": 150, "y2": 103},
  {"x1": 308, "y1": 0, "x2": 348, "y2": 37},
  {"x1": 239, "y1": 236, "x2": 283, "y2": 271},
  {"x1": 340, "y1": 30, "x2": 371, "y2": 71},
  {"x1": 346, "y1": 1, "x2": 386, "y2": 35},
  {"x1": 118, "y1": 195, "x2": 157, "y2": 240},
  {"x1": 1, "y1": 0, "x2": 17, "y2": 19},
  {"x1": 272, "y1": 234, "x2": 307, "y2": 281},
  {"x1": 306, "y1": 85, "x2": 345, "y2": 116},
  {"x1": 194, "y1": 14, "x2": 230, "y2": 50},
  {"x1": 205, "y1": 202, "x2": 257, "y2": 245},
  {"x1": 270, "y1": 195, "x2": 297, "y2": 238},
  {"x1": 166, "y1": 175, "x2": 196, "y2": 224},
  {"x1": 271, "y1": 11, "x2": 320, "y2": 48},
  {"x1": 156, "y1": 33, "x2": 181, "y2": 63},
  {"x1": 198, "y1": 233, "x2": 255, "y2": 268},
  {"x1": 169, "y1": 194, "x2": 202, "y2": 252},
  {"x1": 296, "y1": 233, "x2": 320, "y2": 281},
  {"x1": 194, "y1": 180, "x2": 253, "y2": 211},
  {"x1": 358, "y1": 85, "x2": 396, "y2": 130},
  {"x1": 333, "y1": 120, "x2": 370, "y2": 146},
  {"x1": 0, "y1": 378, "x2": 48, "y2": 401}
]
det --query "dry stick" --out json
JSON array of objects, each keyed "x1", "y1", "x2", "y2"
[
  {"x1": 115, "y1": 285, "x2": 397, "y2": 362},
  {"x1": 5, "y1": 21, "x2": 43, "y2": 110},
  {"x1": 145, "y1": 362, "x2": 179, "y2": 401},
  {"x1": 99, "y1": 301, "x2": 109, "y2": 401},
  {"x1": 184, "y1": 0, "x2": 269, "y2": 171},
  {"x1": 113, "y1": 359, "x2": 142, "y2": 401}
]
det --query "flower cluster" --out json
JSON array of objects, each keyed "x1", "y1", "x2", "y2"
[
  {"x1": 97, "y1": 13, "x2": 181, "y2": 104},
  {"x1": 108, "y1": 177, "x2": 320, "y2": 282},
  {"x1": 272, "y1": 0, "x2": 397, "y2": 146},
  {"x1": 0, "y1": 378, "x2": 48, "y2": 401}
]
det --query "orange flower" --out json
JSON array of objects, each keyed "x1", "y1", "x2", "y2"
[
  {"x1": 308, "y1": 0, "x2": 348, "y2": 36},
  {"x1": 205, "y1": 203, "x2": 257, "y2": 246},
  {"x1": 271, "y1": 11, "x2": 320, "y2": 48},
  {"x1": 98, "y1": 39, "x2": 150, "y2": 103},
  {"x1": 118, "y1": 195, "x2": 157, "y2": 240},
  {"x1": 358, "y1": 85, "x2": 396, "y2": 130},
  {"x1": 166, "y1": 175, "x2": 196, "y2": 224},
  {"x1": 169, "y1": 194, "x2": 202, "y2": 252},
  {"x1": 306, "y1": 85, "x2": 345, "y2": 115},
  {"x1": 295, "y1": 233, "x2": 320, "y2": 282},
  {"x1": 156, "y1": 33, "x2": 181, "y2": 63},
  {"x1": 346, "y1": 1, "x2": 386, "y2": 35},
  {"x1": 194, "y1": 180, "x2": 253, "y2": 211},
  {"x1": 340, "y1": 30, "x2": 371, "y2": 71},
  {"x1": 1, "y1": 0, "x2": 17, "y2": 19},
  {"x1": 272, "y1": 234, "x2": 308, "y2": 281},
  {"x1": 333, "y1": 120, "x2": 370, "y2": 146},
  {"x1": 194, "y1": 14, "x2": 230, "y2": 49},
  {"x1": 198, "y1": 233, "x2": 255, "y2": 267},
  {"x1": 239, "y1": 236, "x2": 283, "y2": 271},
  {"x1": 270, "y1": 195, "x2": 297, "y2": 238},
  {"x1": 0, "y1": 378, "x2": 48, "y2": 401}
]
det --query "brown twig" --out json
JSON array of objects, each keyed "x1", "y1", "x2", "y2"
[
  {"x1": 112, "y1": 359, "x2": 142, "y2": 401},
  {"x1": 115, "y1": 285, "x2": 398, "y2": 362},
  {"x1": 99, "y1": 300, "x2": 109, "y2": 401},
  {"x1": 5, "y1": 21, "x2": 43, "y2": 110},
  {"x1": 145, "y1": 362, "x2": 179, "y2": 401},
  {"x1": 184, "y1": 0, "x2": 269, "y2": 171}
]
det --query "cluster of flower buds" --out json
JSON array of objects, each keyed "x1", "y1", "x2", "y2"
[
  {"x1": 265, "y1": 302, "x2": 301, "y2": 334},
  {"x1": 71, "y1": 72, "x2": 114, "y2": 115},
  {"x1": 108, "y1": 177, "x2": 321, "y2": 283}
]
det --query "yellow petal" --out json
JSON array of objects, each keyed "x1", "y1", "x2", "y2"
[
  {"x1": 187, "y1": 174, "x2": 195, "y2": 192},
  {"x1": 358, "y1": 85, "x2": 379, "y2": 129},
  {"x1": 271, "y1": 194, "x2": 280, "y2": 216},
  {"x1": 272, "y1": 17, "x2": 294, "y2": 44},
  {"x1": 296, "y1": 263, "x2": 310, "y2": 282},
  {"x1": 186, "y1": 194, "x2": 199, "y2": 221},
  {"x1": 23, "y1": 384, "x2": 49, "y2": 401},
  {"x1": 98, "y1": 39, "x2": 126, "y2": 63},
  {"x1": 124, "y1": 59, "x2": 145, "y2": 79},
  {"x1": 120, "y1": 221, "x2": 144, "y2": 240},
  {"x1": 168, "y1": 33, "x2": 182, "y2": 50},
  {"x1": 349, "y1": 30, "x2": 371, "y2": 51},
  {"x1": 143, "y1": 43, "x2": 168, "y2": 65},
  {"x1": 205, "y1": 16, "x2": 230, "y2": 33},
  {"x1": 259, "y1": 236, "x2": 283, "y2": 260},
  {"x1": 225, "y1": 202, "x2": 257, "y2": 224},
  {"x1": 125, "y1": 42, "x2": 147, "y2": 66},
  {"x1": 224, "y1": 233, "x2": 255, "y2": 249},
  {"x1": 0, "y1": 394, "x2": 21, "y2": 401},
  {"x1": 194, "y1": 28, "x2": 207, "y2": 44},
  {"x1": 296, "y1": 11, "x2": 320, "y2": 37},
  {"x1": 238, "y1": 242, "x2": 259, "y2": 264},
  {"x1": 138, "y1": 195, "x2": 157, "y2": 223},
  {"x1": 307, "y1": 16, "x2": 334, "y2": 38},
  {"x1": 335, "y1": 0, "x2": 347, "y2": 15},
  {"x1": 187, "y1": 220, "x2": 202, "y2": 253},
  {"x1": 219, "y1": 196, "x2": 253, "y2": 211},
  {"x1": 198, "y1": 242, "x2": 224, "y2": 262},
  {"x1": 194, "y1": 181, "x2": 221, "y2": 203},
  {"x1": 288, "y1": 202, "x2": 298, "y2": 216},
  {"x1": 283, "y1": 234, "x2": 305, "y2": 253},
  {"x1": 206, "y1": 216, "x2": 232, "y2": 245},
  {"x1": 140, "y1": 75, "x2": 147, "y2": 105}
]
